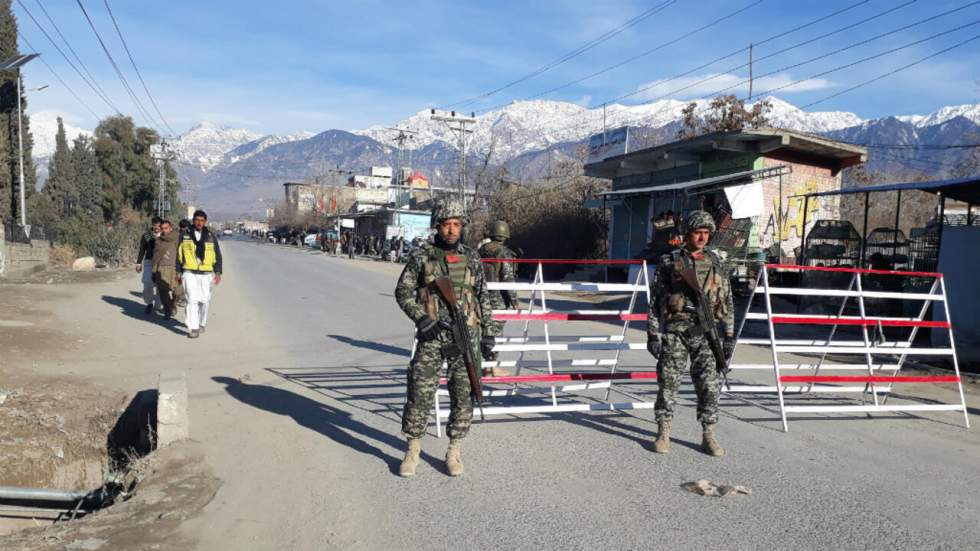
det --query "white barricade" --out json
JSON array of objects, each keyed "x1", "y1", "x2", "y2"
[
  {"x1": 432, "y1": 259, "x2": 655, "y2": 437},
  {"x1": 729, "y1": 263, "x2": 970, "y2": 431}
]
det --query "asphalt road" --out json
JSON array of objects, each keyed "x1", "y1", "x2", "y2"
[{"x1": 22, "y1": 238, "x2": 980, "y2": 550}]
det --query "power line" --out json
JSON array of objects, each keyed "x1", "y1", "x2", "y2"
[
  {"x1": 14, "y1": 0, "x2": 120, "y2": 114},
  {"x1": 443, "y1": 0, "x2": 676, "y2": 110},
  {"x1": 748, "y1": 18, "x2": 980, "y2": 101},
  {"x1": 31, "y1": 0, "x2": 116, "y2": 111},
  {"x1": 101, "y1": 0, "x2": 176, "y2": 136},
  {"x1": 614, "y1": 0, "x2": 916, "y2": 111},
  {"x1": 74, "y1": 0, "x2": 162, "y2": 132},
  {"x1": 479, "y1": 0, "x2": 767, "y2": 114},
  {"x1": 708, "y1": 0, "x2": 980, "y2": 100},
  {"x1": 17, "y1": 31, "x2": 101, "y2": 120},
  {"x1": 798, "y1": 31, "x2": 980, "y2": 111}
]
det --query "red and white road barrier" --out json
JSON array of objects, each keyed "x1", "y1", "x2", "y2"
[
  {"x1": 432, "y1": 259, "x2": 654, "y2": 436},
  {"x1": 729, "y1": 264, "x2": 969, "y2": 431}
]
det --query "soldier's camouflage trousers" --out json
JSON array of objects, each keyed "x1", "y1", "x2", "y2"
[
  {"x1": 402, "y1": 330, "x2": 479, "y2": 440},
  {"x1": 654, "y1": 329, "x2": 720, "y2": 424}
]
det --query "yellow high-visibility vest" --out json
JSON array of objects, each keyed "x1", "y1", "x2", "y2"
[{"x1": 178, "y1": 233, "x2": 217, "y2": 272}]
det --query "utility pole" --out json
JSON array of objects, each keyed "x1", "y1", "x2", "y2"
[
  {"x1": 430, "y1": 108, "x2": 476, "y2": 203},
  {"x1": 153, "y1": 139, "x2": 175, "y2": 217},
  {"x1": 386, "y1": 127, "x2": 418, "y2": 185},
  {"x1": 748, "y1": 43, "x2": 754, "y2": 102}
]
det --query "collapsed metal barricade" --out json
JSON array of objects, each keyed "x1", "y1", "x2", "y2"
[
  {"x1": 432, "y1": 259, "x2": 654, "y2": 437},
  {"x1": 729, "y1": 264, "x2": 970, "y2": 431}
]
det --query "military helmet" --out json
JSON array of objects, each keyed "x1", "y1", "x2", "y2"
[
  {"x1": 431, "y1": 198, "x2": 468, "y2": 227},
  {"x1": 489, "y1": 220, "x2": 510, "y2": 240},
  {"x1": 685, "y1": 210, "x2": 716, "y2": 233}
]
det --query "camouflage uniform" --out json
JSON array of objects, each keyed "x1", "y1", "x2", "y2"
[
  {"x1": 477, "y1": 240, "x2": 518, "y2": 343},
  {"x1": 395, "y1": 240, "x2": 492, "y2": 440},
  {"x1": 648, "y1": 243, "x2": 734, "y2": 425}
]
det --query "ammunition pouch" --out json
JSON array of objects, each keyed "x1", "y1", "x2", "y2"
[{"x1": 441, "y1": 343, "x2": 463, "y2": 358}]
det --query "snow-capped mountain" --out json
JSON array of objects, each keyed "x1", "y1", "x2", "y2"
[
  {"x1": 355, "y1": 96, "x2": 865, "y2": 161},
  {"x1": 221, "y1": 131, "x2": 316, "y2": 165},
  {"x1": 900, "y1": 103, "x2": 980, "y2": 128},
  {"x1": 30, "y1": 111, "x2": 91, "y2": 158},
  {"x1": 170, "y1": 121, "x2": 263, "y2": 171}
]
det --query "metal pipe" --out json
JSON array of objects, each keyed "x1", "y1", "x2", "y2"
[
  {"x1": 892, "y1": 189, "x2": 902, "y2": 267},
  {"x1": 860, "y1": 191, "x2": 870, "y2": 268},
  {"x1": 0, "y1": 486, "x2": 89, "y2": 503},
  {"x1": 935, "y1": 193, "x2": 946, "y2": 272},
  {"x1": 800, "y1": 194, "x2": 810, "y2": 266}
]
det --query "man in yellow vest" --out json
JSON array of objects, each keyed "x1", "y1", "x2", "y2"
[{"x1": 178, "y1": 210, "x2": 223, "y2": 338}]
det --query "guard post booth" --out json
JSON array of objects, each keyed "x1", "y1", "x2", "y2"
[{"x1": 583, "y1": 127, "x2": 867, "y2": 287}]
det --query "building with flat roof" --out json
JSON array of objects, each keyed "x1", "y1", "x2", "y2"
[{"x1": 584, "y1": 127, "x2": 867, "y2": 265}]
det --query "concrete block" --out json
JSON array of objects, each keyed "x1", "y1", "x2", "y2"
[{"x1": 157, "y1": 371, "x2": 189, "y2": 447}]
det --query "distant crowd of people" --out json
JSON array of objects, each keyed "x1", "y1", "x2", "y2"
[
  {"x1": 325, "y1": 232, "x2": 421, "y2": 263},
  {"x1": 136, "y1": 210, "x2": 223, "y2": 338}
]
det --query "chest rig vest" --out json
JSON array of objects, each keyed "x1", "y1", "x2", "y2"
[
  {"x1": 418, "y1": 246, "x2": 481, "y2": 327},
  {"x1": 664, "y1": 249, "x2": 727, "y2": 323}
]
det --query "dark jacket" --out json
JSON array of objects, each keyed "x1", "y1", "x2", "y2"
[{"x1": 136, "y1": 230, "x2": 156, "y2": 263}]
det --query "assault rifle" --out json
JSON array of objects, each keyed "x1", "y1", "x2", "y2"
[
  {"x1": 675, "y1": 262, "x2": 730, "y2": 381},
  {"x1": 432, "y1": 277, "x2": 485, "y2": 420}
]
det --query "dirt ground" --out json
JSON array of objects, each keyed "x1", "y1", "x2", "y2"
[
  {"x1": 0, "y1": 441, "x2": 221, "y2": 551},
  {"x1": 0, "y1": 272, "x2": 221, "y2": 545}
]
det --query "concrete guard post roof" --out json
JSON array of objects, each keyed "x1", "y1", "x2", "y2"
[
  {"x1": 584, "y1": 127, "x2": 868, "y2": 180},
  {"x1": 593, "y1": 165, "x2": 791, "y2": 198},
  {"x1": 799, "y1": 174, "x2": 980, "y2": 205}
]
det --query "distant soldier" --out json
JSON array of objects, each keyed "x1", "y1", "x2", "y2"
[
  {"x1": 394, "y1": 198, "x2": 492, "y2": 478},
  {"x1": 477, "y1": 220, "x2": 519, "y2": 376},
  {"x1": 647, "y1": 210, "x2": 735, "y2": 457}
]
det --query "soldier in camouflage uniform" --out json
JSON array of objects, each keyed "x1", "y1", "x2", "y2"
[
  {"x1": 477, "y1": 220, "x2": 519, "y2": 375},
  {"x1": 394, "y1": 198, "x2": 493, "y2": 477},
  {"x1": 647, "y1": 210, "x2": 735, "y2": 457}
]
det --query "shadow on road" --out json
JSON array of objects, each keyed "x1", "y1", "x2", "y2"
[
  {"x1": 102, "y1": 294, "x2": 185, "y2": 335},
  {"x1": 213, "y1": 376, "x2": 428, "y2": 474},
  {"x1": 327, "y1": 334, "x2": 411, "y2": 357}
]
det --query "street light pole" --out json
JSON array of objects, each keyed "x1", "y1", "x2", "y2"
[
  {"x1": 16, "y1": 67, "x2": 26, "y2": 228},
  {"x1": 0, "y1": 53, "x2": 40, "y2": 233}
]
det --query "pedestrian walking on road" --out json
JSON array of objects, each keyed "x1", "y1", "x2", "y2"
[
  {"x1": 151, "y1": 220, "x2": 179, "y2": 319},
  {"x1": 178, "y1": 210, "x2": 223, "y2": 339},
  {"x1": 647, "y1": 210, "x2": 734, "y2": 457},
  {"x1": 136, "y1": 216, "x2": 162, "y2": 314},
  {"x1": 477, "y1": 220, "x2": 519, "y2": 376},
  {"x1": 394, "y1": 198, "x2": 493, "y2": 478}
]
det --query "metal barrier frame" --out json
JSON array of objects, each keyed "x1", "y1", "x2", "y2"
[
  {"x1": 432, "y1": 259, "x2": 653, "y2": 437},
  {"x1": 730, "y1": 264, "x2": 969, "y2": 431}
]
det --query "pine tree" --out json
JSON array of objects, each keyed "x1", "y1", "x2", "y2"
[
  {"x1": 44, "y1": 117, "x2": 76, "y2": 216},
  {"x1": 0, "y1": 0, "x2": 37, "y2": 224}
]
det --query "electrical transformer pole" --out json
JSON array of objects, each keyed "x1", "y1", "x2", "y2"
[
  {"x1": 386, "y1": 127, "x2": 418, "y2": 185},
  {"x1": 154, "y1": 139, "x2": 174, "y2": 217},
  {"x1": 430, "y1": 109, "x2": 476, "y2": 203}
]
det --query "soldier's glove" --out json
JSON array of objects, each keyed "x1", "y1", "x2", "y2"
[
  {"x1": 416, "y1": 316, "x2": 443, "y2": 341},
  {"x1": 646, "y1": 333, "x2": 663, "y2": 357},
  {"x1": 723, "y1": 336, "x2": 736, "y2": 364},
  {"x1": 480, "y1": 335, "x2": 496, "y2": 360}
]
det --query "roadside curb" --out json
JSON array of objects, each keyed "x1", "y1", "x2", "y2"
[{"x1": 157, "y1": 371, "x2": 189, "y2": 447}]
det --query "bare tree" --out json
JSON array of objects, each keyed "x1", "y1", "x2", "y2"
[{"x1": 679, "y1": 95, "x2": 773, "y2": 139}]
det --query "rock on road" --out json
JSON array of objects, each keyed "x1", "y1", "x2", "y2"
[{"x1": 13, "y1": 239, "x2": 980, "y2": 550}]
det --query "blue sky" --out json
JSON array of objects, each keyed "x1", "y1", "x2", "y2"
[{"x1": 16, "y1": 0, "x2": 980, "y2": 136}]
